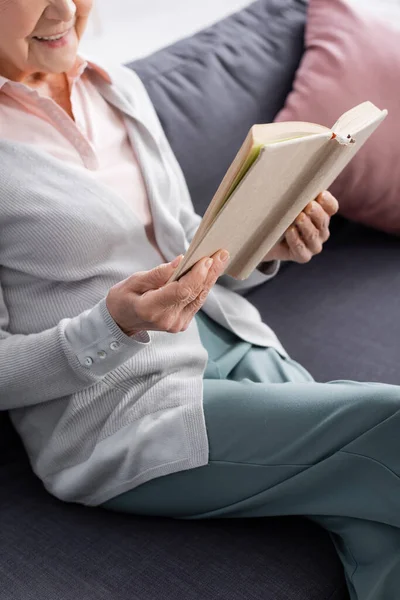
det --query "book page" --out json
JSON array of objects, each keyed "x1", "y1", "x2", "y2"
[{"x1": 333, "y1": 101, "x2": 388, "y2": 138}]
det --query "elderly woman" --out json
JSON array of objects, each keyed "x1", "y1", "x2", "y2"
[{"x1": 1, "y1": 1, "x2": 399, "y2": 599}]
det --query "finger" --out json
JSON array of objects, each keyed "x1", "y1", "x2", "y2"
[
  {"x1": 179, "y1": 255, "x2": 217, "y2": 302},
  {"x1": 304, "y1": 201, "x2": 330, "y2": 242},
  {"x1": 295, "y1": 214, "x2": 323, "y2": 255},
  {"x1": 186, "y1": 249, "x2": 229, "y2": 302},
  {"x1": 182, "y1": 250, "x2": 230, "y2": 319},
  {"x1": 152, "y1": 251, "x2": 229, "y2": 332},
  {"x1": 204, "y1": 249, "x2": 230, "y2": 286},
  {"x1": 286, "y1": 226, "x2": 313, "y2": 263},
  {"x1": 304, "y1": 200, "x2": 329, "y2": 230},
  {"x1": 131, "y1": 256, "x2": 183, "y2": 294},
  {"x1": 152, "y1": 256, "x2": 213, "y2": 309},
  {"x1": 316, "y1": 191, "x2": 339, "y2": 217},
  {"x1": 271, "y1": 238, "x2": 292, "y2": 262}
]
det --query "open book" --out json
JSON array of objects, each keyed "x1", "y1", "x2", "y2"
[{"x1": 169, "y1": 101, "x2": 387, "y2": 282}]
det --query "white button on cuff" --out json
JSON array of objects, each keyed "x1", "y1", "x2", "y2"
[
  {"x1": 110, "y1": 342, "x2": 120, "y2": 351},
  {"x1": 84, "y1": 357, "x2": 93, "y2": 366},
  {"x1": 97, "y1": 351, "x2": 107, "y2": 359}
]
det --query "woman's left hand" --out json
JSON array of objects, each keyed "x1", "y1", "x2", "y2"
[{"x1": 262, "y1": 191, "x2": 339, "y2": 264}]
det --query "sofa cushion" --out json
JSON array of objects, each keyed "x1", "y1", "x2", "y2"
[
  {"x1": 247, "y1": 215, "x2": 400, "y2": 385},
  {"x1": 0, "y1": 452, "x2": 347, "y2": 600},
  {"x1": 129, "y1": 0, "x2": 308, "y2": 215},
  {"x1": 275, "y1": 0, "x2": 400, "y2": 235}
]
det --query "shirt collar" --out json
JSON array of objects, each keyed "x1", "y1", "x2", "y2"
[{"x1": 0, "y1": 54, "x2": 112, "y2": 92}]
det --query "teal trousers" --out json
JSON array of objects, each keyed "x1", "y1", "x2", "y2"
[{"x1": 102, "y1": 311, "x2": 400, "y2": 600}]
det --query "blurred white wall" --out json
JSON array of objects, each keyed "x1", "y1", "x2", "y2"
[
  {"x1": 80, "y1": 0, "x2": 253, "y2": 64},
  {"x1": 80, "y1": 0, "x2": 400, "y2": 65}
]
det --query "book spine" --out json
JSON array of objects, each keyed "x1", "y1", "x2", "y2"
[{"x1": 227, "y1": 137, "x2": 349, "y2": 280}]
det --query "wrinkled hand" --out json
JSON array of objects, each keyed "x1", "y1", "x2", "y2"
[
  {"x1": 262, "y1": 191, "x2": 339, "y2": 264},
  {"x1": 106, "y1": 250, "x2": 230, "y2": 336}
]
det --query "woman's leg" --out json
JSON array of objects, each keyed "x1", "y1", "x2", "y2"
[
  {"x1": 103, "y1": 376, "x2": 400, "y2": 599},
  {"x1": 102, "y1": 313, "x2": 400, "y2": 599}
]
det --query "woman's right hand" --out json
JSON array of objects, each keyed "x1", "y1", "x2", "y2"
[{"x1": 106, "y1": 250, "x2": 230, "y2": 336}]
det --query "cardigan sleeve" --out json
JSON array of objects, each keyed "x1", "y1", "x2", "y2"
[{"x1": 0, "y1": 286, "x2": 150, "y2": 411}]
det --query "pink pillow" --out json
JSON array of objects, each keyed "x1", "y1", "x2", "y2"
[{"x1": 275, "y1": 0, "x2": 400, "y2": 234}]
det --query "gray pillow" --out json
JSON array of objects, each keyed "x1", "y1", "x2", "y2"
[{"x1": 128, "y1": 0, "x2": 308, "y2": 215}]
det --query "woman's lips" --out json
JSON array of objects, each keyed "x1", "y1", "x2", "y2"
[{"x1": 32, "y1": 28, "x2": 73, "y2": 49}]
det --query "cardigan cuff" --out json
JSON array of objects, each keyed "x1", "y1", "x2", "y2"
[{"x1": 63, "y1": 297, "x2": 150, "y2": 378}]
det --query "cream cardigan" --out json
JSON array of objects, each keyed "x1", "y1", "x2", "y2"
[{"x1": 0, "y1": 58, "x2": 286, "y2": 505}]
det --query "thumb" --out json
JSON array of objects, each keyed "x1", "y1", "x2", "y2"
[{"x1": 130, "y1": 255, "x2": 183, "y2": 293}]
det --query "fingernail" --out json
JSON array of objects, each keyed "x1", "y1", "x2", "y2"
[
  {"x1": 322, "y1": 191, "x2": 330, "y2": 201},
  {"x1": 219, "y1": 250, "x2": 230, "y2": 263},
  {"x1": 171, "y1": 255, "x2": 182, "y2": 268},
  {"x1": 205, "y1": 258, "x2": 213, "y2": 268}
]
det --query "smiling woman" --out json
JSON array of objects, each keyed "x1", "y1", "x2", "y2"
[
  {"x1": 0, "y1": 0, "x2": 91, "y2": 96},
  {"x1": 1, "y1": 3, "x2": 400, "y2": 600},
  {"x1": 0, "y1": 0, "x2": 94, "y2": 116}
]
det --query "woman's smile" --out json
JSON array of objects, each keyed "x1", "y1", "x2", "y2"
[{"x1": 32, "y1": 25, "x2": 74, "y2": 49}]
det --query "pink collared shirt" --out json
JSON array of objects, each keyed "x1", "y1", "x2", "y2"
[{"x1": 0, "y1": 56, "x2": 162, "y2": 257}]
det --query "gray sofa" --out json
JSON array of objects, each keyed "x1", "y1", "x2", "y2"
[{"x1": 1, "y1": 1, "x2": 399, "y2": 598}]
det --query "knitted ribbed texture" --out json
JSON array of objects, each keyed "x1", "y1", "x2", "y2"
[{"x1": 0, "y1": 62, "x2": 284, "y2": 505}]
